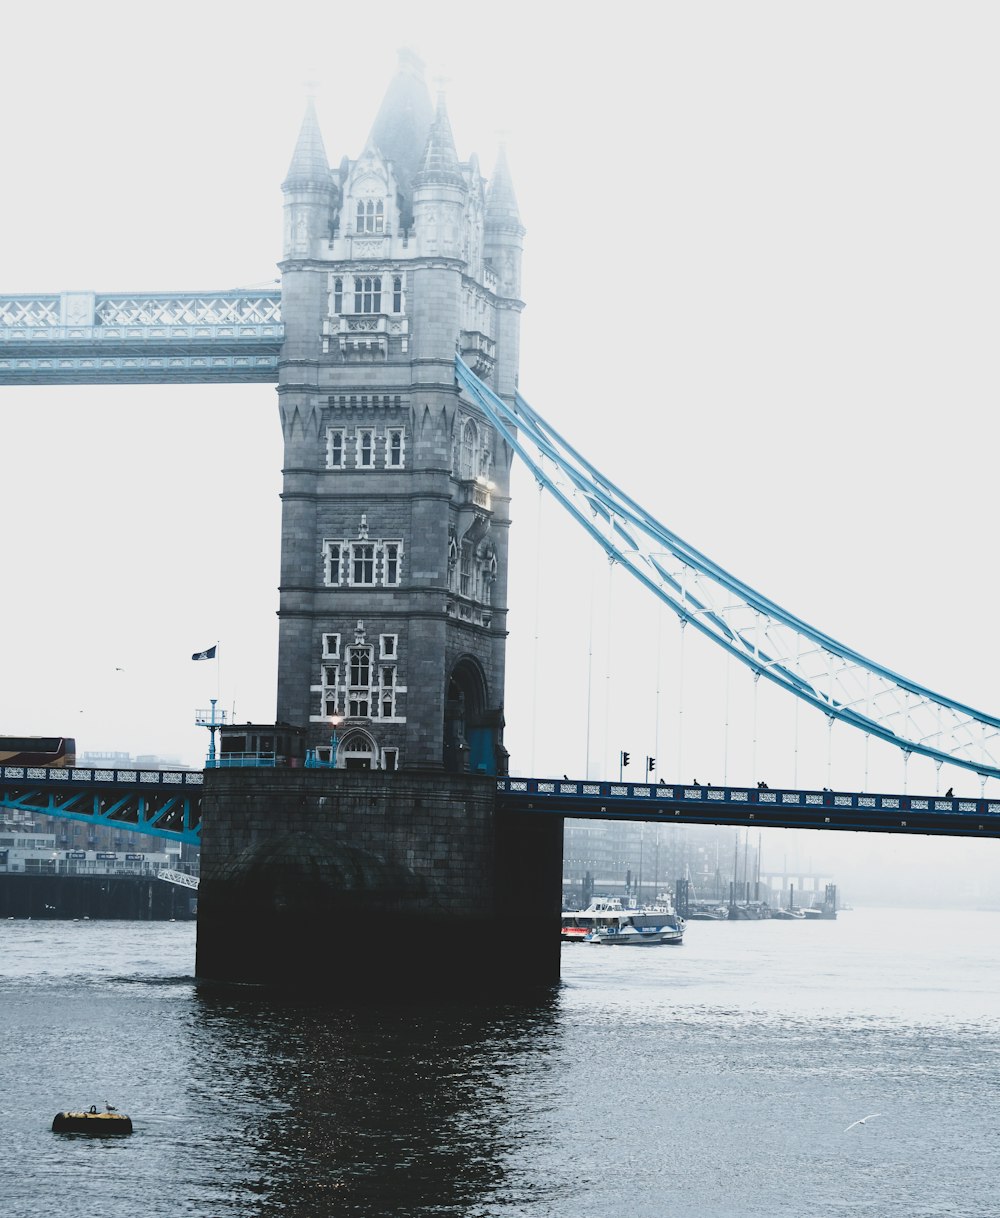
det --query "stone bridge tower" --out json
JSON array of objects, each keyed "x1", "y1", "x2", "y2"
[
  {"x1": 277, "y1": 50, "x2": 525, "y2": 775},
  {"x1": 196, "y1": 56, "x2": 560, "y2": 999}
]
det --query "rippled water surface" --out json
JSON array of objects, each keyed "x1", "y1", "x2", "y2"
[{"x1": 2, "y1": 909, "x2": 998, "y2": 1216}]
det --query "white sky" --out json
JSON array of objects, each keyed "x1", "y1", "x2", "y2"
[{"x1": 3, "y1": 1, "x2": 1000, "y2": 892}]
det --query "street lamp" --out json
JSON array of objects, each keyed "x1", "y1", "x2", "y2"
[{"x1": 328, "y1": 715, "x2": 343, "y2": 766}]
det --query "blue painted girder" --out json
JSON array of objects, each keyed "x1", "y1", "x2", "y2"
[
  {"x1": 457, "y1": 357, "x2": 1000, "y2": 781},
  {"x1": 0, "y1": 767, "x2": 202, "y2": 845}
]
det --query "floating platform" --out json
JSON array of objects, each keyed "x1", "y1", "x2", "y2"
[{"x1": 52, "y1": 1107, "x2": 132, "y2": 1134}]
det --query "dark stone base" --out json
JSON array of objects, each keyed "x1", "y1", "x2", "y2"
[{"x1": 195, "y1": 769, "x2": 564, "y2": 998}]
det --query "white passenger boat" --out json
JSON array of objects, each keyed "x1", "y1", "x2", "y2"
[{"x1": 561, "y1": 897, "x2": 685, "y2": 945}]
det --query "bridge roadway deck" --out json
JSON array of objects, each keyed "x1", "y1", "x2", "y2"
[
  {"x1": 5, "y1": 766, "x2": 998, "y2": 844},
  {"x1": 496, "y1": 777, "x2": 1000, "y2": 837}
]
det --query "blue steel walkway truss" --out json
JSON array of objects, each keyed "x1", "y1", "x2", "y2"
[
  {"x1": 0, "y1": 291, "x2": 282, "y2": 384},
  {"x1": 458, "y1": 357, "x2": 1000, "y2": 784},
  {"x1": 0, "y1": 765, "x2": 203, "y2": 846}
]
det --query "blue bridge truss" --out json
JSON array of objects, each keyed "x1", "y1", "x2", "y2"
[
  {"x1": 458, "y1": 358, "x2": 1000, "y2": 784},
  {"x1": 0, "y1": 291, "x2": 282, "y2": 384},
  {"x1": 0, "y1": 765, "x2": 203, "y2": 846}
]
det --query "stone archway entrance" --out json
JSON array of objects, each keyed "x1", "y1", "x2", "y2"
[
  {"x1": 443, "y1": 657, "x2": 505, "y2": 775},
  {"x1": 339, "y1": 729, "x2": 377, "y2": 771}
]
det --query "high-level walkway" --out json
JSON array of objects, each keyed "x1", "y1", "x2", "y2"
[{"x1": 0, "y1": 290, "x2": 282, "y2": 383}]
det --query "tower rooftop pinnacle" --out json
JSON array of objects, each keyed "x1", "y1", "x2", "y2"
[
  {"x1": 485, "y1": 144, "x2": 522, "y2": 226},
  {"x1": 283, "y1": 94, "x2": 331, "y2": 190},
  {"x1": 366, "y1": 48, "x2": 435, "y2": 217},
  {"x1": 414, "y1": 91, "x2": 465, "y2": 188}
]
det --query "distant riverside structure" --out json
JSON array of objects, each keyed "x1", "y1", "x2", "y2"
[{"x1": 277, "y1": 47, "x2": 523, "y2": 776}]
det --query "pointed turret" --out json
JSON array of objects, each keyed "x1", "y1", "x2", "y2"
[
  {"x1": 414, "y1": 91, "x2": 465, "y2": 188},
  {"x1": 281, "y1": 93, "x2": 336, "y2": 260},
  {"x1": 412, "y1": 87, "x2": 467, "y2": 261},
  {"x1": 484, "y1": 145, "x2": 525, "y2": 302},
  {"x1": 485, "y1": 144, "x2": 522, "y2": 229},
  {"x1": 283, "y1": 96, "x2": 331, "y2": 190}
]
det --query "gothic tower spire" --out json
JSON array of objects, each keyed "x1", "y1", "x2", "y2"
[
  {"x1": 283, "y1": 93, "x2": 331, "y2": 188},
  {"x1": 414, "y1": 90, "x2": 464, "y2": 187},
  {"x1": 281, "y1": 92, "x2": 336, "y2": 259},
  {"x1": 484, "y1": 143, "x2": 521, "y2": 227},
  {"x1": 366, "y1": 49, "x2": 434, "y2": 229},
  {"x1": 484, "y1": 145, "x2": 526, "y2": 385}
]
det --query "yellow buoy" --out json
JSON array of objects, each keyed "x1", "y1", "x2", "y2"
[{"x1": 52, "y1": 1105, "x2": 133, "y2": 1134}]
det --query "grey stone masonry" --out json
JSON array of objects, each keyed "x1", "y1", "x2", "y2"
[
  {"x1": 275, "y1": 53, "x2": 525, "y2": 775},
  {"x1": 194, "y1": 767, "x2": 564, "y2": 995}
]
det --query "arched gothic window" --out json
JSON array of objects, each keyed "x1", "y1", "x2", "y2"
[
  {"x1": 356, "y1": 198, "x2": 384, "y2": 233},
  {"x1": 354, "y1": 276, "x2": 382, "y2": 314},
  {"x1": 460, "y1": 420, "x2": 478, "y2": 480}
]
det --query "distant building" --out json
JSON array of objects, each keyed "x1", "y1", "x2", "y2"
[
  {"x1": 563, "y1": 820, "x2": 758, "y2": 906},
  {"x1": 0, "y1": 828, "x2": 178, "y2": 877}
]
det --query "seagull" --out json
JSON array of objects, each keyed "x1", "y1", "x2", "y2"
[
  {"x1": 105, "y1": 1101, "x2": 118, "y2": 1112},
  {"x1": 844, "y1": 1113, "x2": 880, "y2": 1132}
]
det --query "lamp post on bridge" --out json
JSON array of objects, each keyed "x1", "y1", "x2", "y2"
[
  {"x1": 328, "y1": 715, "x2": 343, "y2": 767},
  {"x1": 195, "y1": 698, "x2": 227, "y2": 768}
]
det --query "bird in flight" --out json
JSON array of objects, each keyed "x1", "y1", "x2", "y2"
[{"x1": 845, "y1": 1113, "x2": 880, "y2": 1132}]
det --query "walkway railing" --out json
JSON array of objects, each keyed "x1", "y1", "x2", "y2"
[{"x1": 496, "y1": 776, "x2": 1000, "y2": 837}]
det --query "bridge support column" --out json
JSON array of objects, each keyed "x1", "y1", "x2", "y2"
[{"x1": 195, "y1": 769, "x2": 563, "y2": 997}]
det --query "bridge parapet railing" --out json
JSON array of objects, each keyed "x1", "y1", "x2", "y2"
[
  {"x1": 0, "y1": 292, "x2": 281, "y2": 331},
  {"x1": 0, "y1": 765, "x2": 203, "y2": 786},
  {"x1": 496, "y1": 778, "x2": 998, "y2": 817},
  {"x1": 0, "y1": 297, "x2": 60, "y2": 327},
  {"x1": 205, "y1": 753, "x2": 286, "y2": 768}
]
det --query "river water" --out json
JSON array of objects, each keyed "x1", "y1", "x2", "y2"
[{"x1": 1, "y1": 907, "x2": 998, "y2": 1217}]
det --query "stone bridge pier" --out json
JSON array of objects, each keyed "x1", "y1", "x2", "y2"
[{"x1": 195, "y1": 769, "x2": 563, "y2": 997}]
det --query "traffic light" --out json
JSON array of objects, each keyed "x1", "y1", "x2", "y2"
[
  {"x1": 646, "y1": 755, "x2": 655, "y2": 774},
  {"x1": 621, "y1": 751, "x2": 630, "y2": 767}
]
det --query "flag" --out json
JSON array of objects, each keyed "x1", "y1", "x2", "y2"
[{"x1": 192, "y1": 645, "x2": 217, "y2": 661}]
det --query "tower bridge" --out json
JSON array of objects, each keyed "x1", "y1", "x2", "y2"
[{"x1": 3, "y1": 51, "x2": 998, "y2": 995}]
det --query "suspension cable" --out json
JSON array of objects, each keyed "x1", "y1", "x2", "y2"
[{"x1": 455, "y1": 356, "x2": 1000, "y2": 781}]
